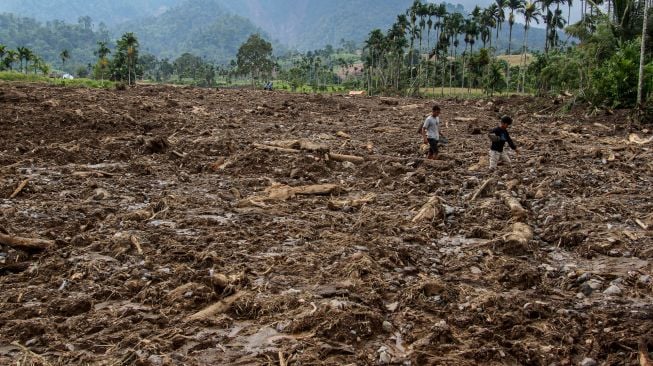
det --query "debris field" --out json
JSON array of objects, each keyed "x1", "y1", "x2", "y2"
[{"x1": 0, "y1": 83, "x2": 652, "y2": 365}]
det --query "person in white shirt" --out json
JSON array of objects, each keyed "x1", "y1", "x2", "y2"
[{"x1": 420, "y1": 105, "x2": 446, "y2": 160}]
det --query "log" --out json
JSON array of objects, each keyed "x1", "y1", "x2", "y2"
[
  {"x1": 266, "y1": 139, "x2": 327, "y2": 152},
  {"x1": 412, "y1": 196, "x2": 444, "y2": 223},
  {"x1": 453, "y1": 117, "x2": 476, "y2": 122},
  {"x1": 328, "y1": 153, "x2": 365, "y2": 164},
  {"x1": 501, "y1": 222, "x2": 534, "y2": 255},
  {"x1": 336, "y1": 131, "x2": 351, "y2": 139},
  {"x1": 0, "y1": 233, "x2": 54, "y2": 250},
  {"x1": 9, "y1": 179, "x2": 29, "y2": 199},
  {"x1": 328, "y1": 193, "x2": 376, "y2": 209},
  {"x1": 130, "y1": 235, "x2": 144, "y2": 255},
  {"x1": 187, "y1": 291, "x2": 246, "y2": 321},
  {"x1": 497, "y1": 191, "x2": 527, "y2": 219},
  {"x1": 265, "y1": 183, "x2": 340, "y2": 201},
  {"x1": 253, "y1": 143, "x2": 301, "y2": 154},
  {"x1": 471, "y1": 178, "x2": 496, "y2": 201}
]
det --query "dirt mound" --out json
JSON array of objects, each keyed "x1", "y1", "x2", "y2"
[{"x1": 0, "y1": 82, "x2": 652, "y2": 364}]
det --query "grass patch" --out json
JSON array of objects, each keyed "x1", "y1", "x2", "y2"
[
  {"x1": 497, "y1": 53, "x2": 533, "y2": 67},
  {"x1": 0, "y1": 71, "x2": 114, "y2": 88},
  {"x1": 421, "y1": 87, "x2": 485, "y2": 97}
]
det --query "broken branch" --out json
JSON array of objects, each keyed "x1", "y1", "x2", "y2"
[
  {"x1": 0, "y1": 233, "x2": 54, "y2": 250},
  {"x1": 9, "y1": 179, "x2": 29, "y2": 199}
]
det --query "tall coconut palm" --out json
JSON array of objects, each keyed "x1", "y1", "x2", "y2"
[
  {"x1": 519, "y1": 1, "x2": 542, "y2": 91},
  {"x1": 507, "y1": 0, "x2": 525, "y2": 55},
  {"x1": 3, "y1": 49, "x2": 18, "y2": 71},
  {"x1": 16, "y1": 47, "x2": 31, "y2": 73},
  {"x1": 494, "y1": 0, "x2": 508, "y2": 50}
]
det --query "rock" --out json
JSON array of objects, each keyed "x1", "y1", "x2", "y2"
[
  {"x1": 638, "y1": 275, "x2": 651, "y2": 285},
  {"x1": 92, "y1": 188, "x2": 111, "y2": 200},
  {"x1": 385, "y1": 302, "x2": 399, "y2": 312},
  {"x1": 579, "y1": 279, "x2": 602, "y2": 296},
  {"x1": 603, "y1": 285, "x2": 622, "y2": 296},
  {"x1": 580, "y1": 357, "x2": 597, "y2": 366},
  {"x1": 377, "y1": 346, "x2": 391, "y2": 364},
  {"x1": 382, "y1": 321, "x2": 393, "y2": 332},
  {"x1": 470, "y1": 266, "x2": 482, "y2": 275}
]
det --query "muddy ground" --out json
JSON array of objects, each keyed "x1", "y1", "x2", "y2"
[{"x1": 0, "y1": 83, "x2": 652, "y2": 365}]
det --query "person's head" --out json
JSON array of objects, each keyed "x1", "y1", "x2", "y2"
[
  {"x1": 500, "y1": 115, "x2": 513, "y2": 128},
  {"x1": 431, "y1": 105, "x2": 441, "y2": 117}
]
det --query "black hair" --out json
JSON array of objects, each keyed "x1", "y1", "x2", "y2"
[
  {"x1": 432, "y1": 105, "x2": 440, "y2": 112},
  {"x1": 501, "y1": 115, "x2": 513, "y2": 125}
]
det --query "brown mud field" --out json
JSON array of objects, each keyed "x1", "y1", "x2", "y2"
[{"x1": 0, "y1": 83, "x2": 652, "y2": 365}]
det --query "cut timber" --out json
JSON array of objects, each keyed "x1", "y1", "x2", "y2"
[
  {"x1": 379, "y1": 97, "x2": 399, "y2": 106},
  {"x1": 328, "y1": 153, "x2": 365, "y2": 164},
  {"x1": 265, "y1": 183, "x2": 340, "y2": 201},
  {"x1": 9, "y1": 179, "x2": 29, "y2": 199},
  {"x1": 266, "y1": 139, "x2": 328, "y2": 152},
  {"x1": 187, "y1": 291, "x2": 246, "y2": 321},
  {"x1": 412, "y1": 196, "x2": 444, "y2": 223},
  {"x1": 501, "y1": 222, "x2": 534, "y2": 255},
  {"x1": 348, "y1": 90, "x2": 366, "y2": 96},
  {"x1": 328, "y1": 193, "x2": 376, "y2": 209},
  {"x1": 0, "y1": 233, "x2": 54, "y2": 250},
  {"x1": 471, "y1": 178, "x2": 496, "y2": 201},
  {"x1": 336, "y1": 131, "x2": 351, "y2": 139},
  {"x1": 497, "y1": 191, "x2": 527, "y2": 220},
  {"x1": 454, "y1": 117, "x2": 476, "y2": 122},
  {"x1": 629, "y1": 133, "x2": 653, "y2": 144},
  {"x1": 252, "y1": 143, "x2": 301, "y2": 154}
]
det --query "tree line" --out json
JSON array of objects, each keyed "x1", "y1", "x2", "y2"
[{"x1": 360, "y1": 0, "x2": 653, "y2": 108}]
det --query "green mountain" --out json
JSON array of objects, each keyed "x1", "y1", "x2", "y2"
[
  {"x1": 0, "y1": 13, "x2": 110, "y2": 72},
  {"x1": 113, "y1": 0, "x2": 269, "y2": 63},
  {"x1": 0, "y1": 0, "x2": 179, "y2": 26}
]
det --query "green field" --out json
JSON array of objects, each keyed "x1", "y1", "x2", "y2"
[{"x1": 0, "y1": 71, "x2": 114, "y2": 88}]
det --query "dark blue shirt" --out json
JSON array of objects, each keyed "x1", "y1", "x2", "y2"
[{"x1": 490, "y1": 127, "x2": 516, "y2": 152}]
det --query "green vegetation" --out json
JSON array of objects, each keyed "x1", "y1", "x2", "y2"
[{"x1": 0, "y1": 71, "x2": 114, "y2": 88}]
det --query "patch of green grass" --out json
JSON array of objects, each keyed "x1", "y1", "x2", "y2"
[
  {"x1": 0, "y1": 71, "x2": 114, "y2": 88},
  {"x1": 421, "y1": 87, "x2": 485, "y2": 97}
]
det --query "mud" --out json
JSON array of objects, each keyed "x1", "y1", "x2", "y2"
[{"x1": 0, "y1": 83, "x2": 652, "y2": 365}]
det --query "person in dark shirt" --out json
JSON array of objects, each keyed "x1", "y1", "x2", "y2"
[{"x1": 488, "y1": 115, "x2": 518, "y2": 170}]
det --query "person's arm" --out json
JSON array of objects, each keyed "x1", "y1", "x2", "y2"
[
  {"x1": 421, "y1": 118, "x2": 429, "y2": 142},
  {"x1": 506, "y1": 131, "x2": 518, "y2": 153}
]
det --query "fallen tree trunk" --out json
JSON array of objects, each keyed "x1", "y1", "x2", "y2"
[
  {"x1": 328, "y1": 153, "x2": 365, "y2": 164},
  {"x1": 412, "y1": 196, "x2": 444, "y2": 223},
  {"x1": 497, "y1": 191, "x2": 527, "y2": 219},
  {"x1": 328, "y1": 193, "x2": 376, "y2": 209},
  {"x1": 187, "y1": 291, "x2": 246, "y2": 321},
  {"x1": 253, "y1": 143, "x2": 301, "y2": 154},
  {"x1": 0, "y1": 233, "x2": 54, "y2": 250},
  {"x1": 471, "y1": 177, "x2": 496, "y2": 201},
  {"x1": 266, "y1": 183, "x2": 340, "y2": 200}
]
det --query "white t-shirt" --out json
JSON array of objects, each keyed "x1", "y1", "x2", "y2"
[{"x1": 422, "y1": 116, "x2": 440, "y2": 140}]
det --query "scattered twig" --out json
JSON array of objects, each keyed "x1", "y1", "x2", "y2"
[{"x1": 9, "y1": 179, "x2": 29, "y2": 199}]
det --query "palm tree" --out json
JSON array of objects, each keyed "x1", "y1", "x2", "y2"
[
  {"x1": 16, "y1": 47, "x2": 31, "y2": 73},
  {"x1": 118, "y1": 33, "x2": 139, "y2": 85},
  {"x1": 494, "y1": 0, "x2": 508, "y2": 51},
  {"x1": 519, "y1": 1, "x2": 542, "y2": 91},
  {"x1": 3, "y1": 50, "x2": 18, "y2": 71},
  {"x1": 547, "y1": 7, "x2": 566, "y2": 50},
  {"x1": 0, "y1": 45, "x2": 6, "y2": 65},
  {"x1": 540, "y1": 0, "x2": 555, "y2": 53},
  {"x1": 60, "y1": 49, "x2": 70, "y2": 72},
  {"x1": 507, "y1": 0, "x2": 525, "y2": 55},
  {"x1": 95, "y1": 41, "x2": 111, "y2": 81}
]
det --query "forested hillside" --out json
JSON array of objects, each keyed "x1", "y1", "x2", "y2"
[
  {"x1": 113, "y1": 0, "x2": 270, "y2": 64},
  {"x1": 0, "y1": 13, "x2": 109, "y2": 72},
  {"x1": 0, "y1": 0, "x2": 179, "y2": 25}
]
